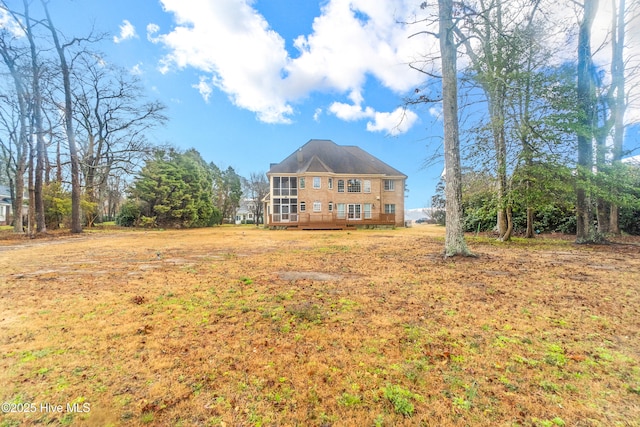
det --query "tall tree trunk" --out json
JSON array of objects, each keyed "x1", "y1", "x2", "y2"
[
  {"x1": 609, "y1": 0, "x2": 625, "y2": 234},
  {"x1": 595, "y1": 123, "x2": 610, "y2": 234},
  {"x1": 491, "y1": 90, "x2": 512, "y2": 241},
  {"x1": 42, "y1": 0, "x2": 82, "y2": 233},
  {"x1": 576, "y1": 0, "x2": 598, "y2": 243},
  {"x1": 56, "y1": 137, "x2": 62, "y2": 183},
  {"x1": 525, "y1": 207, "x2": 534, "y2": 238},
  {"x1": 439, "y1": 0, "x2": 472, "y2": 257},
  {"x1": 27, "y1": 140, "x2": 35, "y2": 237},
  {"x1": 23, "y1": 0, "x2": 47, "y2": 233}
]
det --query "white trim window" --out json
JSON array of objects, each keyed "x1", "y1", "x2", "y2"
[
  {"x1": 300, "y1": 201, "x2": 306, "y2": 212},
  {"x1": 328, "y1": 178, "x2": 333, "y2": 189},
  {"x1": 364, "y1": 180, "x2": 371, "y2": 193},
  {"x1": 348, "y1": 204, "x2": 362, "y2": 220},
  {"x1": 384, "y1": 204, "x2": 396, "y2": 214},
  {"x1": 384, "y1": 179, "x2": 395, "y2": 191},
  {"x1": 337, "y1": 203, "x2": 346, "y2": 219},
  {"x1": 337, "y1": 180, "x2": 345, "y2": 193},
  {"x1": 347, "y1": 179, "x2": 361, "y2": 193},
  {"x1": 313, "y1": 201, "x2": 322, "y2": 212},
  {"x1": 313, "y1": 177, "x2": 321, "y2": 189},
  {"x1": 364, "y1": 203, "x2": 372, "y2": 219}
]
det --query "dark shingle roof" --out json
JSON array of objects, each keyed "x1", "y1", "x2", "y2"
[{"x1": 268, "y1": 139, "x2": 406, "y2": 177}]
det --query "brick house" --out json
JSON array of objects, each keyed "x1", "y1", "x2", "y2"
[{"x1": 264, "y1": 139, "x2": 407, "y2": 229}]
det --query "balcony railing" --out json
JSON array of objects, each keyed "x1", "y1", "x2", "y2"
[{"x1": 268, "y1": 213, "x2": 396, "y2": 227}]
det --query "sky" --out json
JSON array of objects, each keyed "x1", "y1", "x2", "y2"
[{"x1": 2, "y1": 0, "x2": 639, "y2": 210}]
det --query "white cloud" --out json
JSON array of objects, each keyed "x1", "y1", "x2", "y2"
[
  {"x1": 151, "y1": 0, "x2": 430, "y2": 127},
  {"x1": 329, "y1": 90, "x2": 418, "y2": 135},
  {"x1": 146, "y1": 23, "x2": 161, "y2": 42},
  {"x1": 313, "y1": 108, "x2": 323, "y2": 122},
  {"x1": 366, "y1": 108, "x2": 419, "y2": 136},
  {"x1": 329, "y1": 102, "x2": 374, "y2": 121},
  {"x1": 428, "y1": 106, "x2": 442, "y2": 122},
  {"x1": 113, "y1": 20, "x2": 138, "y2": 44},
  {"x1": 130, "y1": 63, "x2": 143, "y2": 75},
  {"x1": 152, "y1": 0, "x2": 292, "y2": 123},
  {"x1": 192, "y1": 76, "x2": 213, "y2": 103},
  {"x1": 0, "y1": 8, "x2": 24, "y2": 37}
]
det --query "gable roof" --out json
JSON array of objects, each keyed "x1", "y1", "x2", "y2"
[
  {"x1": 269, "y1": 139, "x2": 406, "y2": 177},
  {"x1": 0, "y1": 185, "x2": 12, "y2": 205}
]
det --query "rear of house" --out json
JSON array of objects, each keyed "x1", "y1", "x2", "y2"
[{"x1": 265, "y1": 139, "x2": 407, "y2": 229}]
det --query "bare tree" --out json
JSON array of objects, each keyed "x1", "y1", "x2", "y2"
[
  {"x1": 608, "y1": 0, "x2": 637, "y2": 233},
  {"x1": 72, "y1": 54, "x2": 166, "y2": 224},
  {"x1": 21, "y1": 0, "x2": 47, "y2": 233},
  {"x1": 244, "y1": 172, "x2": 269, "y2": 225},
  {"x1": 41, "y1": 0, "x2": 84, "y2": 233},
  {"x1": 0, "y1": 27, "x2": 29, "y2": 233},
  {"x1": 576, "y1": 0, "x2": 598, "y2": 243}
]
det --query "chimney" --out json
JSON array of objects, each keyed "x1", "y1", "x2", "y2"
[{"x1": 296, "y1": 148, "x2": 303, "y2": 163}]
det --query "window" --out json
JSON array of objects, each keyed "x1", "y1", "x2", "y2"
[
  {"x1": 328, "y1": 202, "x2": 333, "y2": 212},
  {"x1": 347, "y1": 179, "x2": 361, "y2": 193},
  {"x1": 384, "y1": 204, "x2": 396, "y2": 214},
  {"x1": 299, "y1": 177, "x2": 305, "y2": 189},
  {"x1": 273, "y1": 176, "x2": 297, "y2": 196},
  {"x1": 313, "y1": 201, "x2": 322, "y2": 212},
  {"x1": 364, "y1": 203, "x2": 372, "y2": 219},
  {"x1": 272, "y1": 196, "x2": 298, "y2": 222},
  {"x1": 300, "y1": 201, "x2": 306, "y2": 212},
  {"x1": 328, "y1": 178, "x2": 333, "y2": 189},
  {"x1": 384, "y1": 179, "x2": 395, "y2": 191},
  {"x1": 337, "y1": 179, "x2": 345, "y2": 192},
  {"x1": 364, "y1": 180, "x2": 371, "y2": 193},
  {"x1": 348, "y1": 204, "x2": 362, "y2": 220},
  {"x1": 337, "y1": 203, "x2": 346, "y2": 219},
  {"x1": 313, "y1": 177, "x2": 321, "y2": 189}
]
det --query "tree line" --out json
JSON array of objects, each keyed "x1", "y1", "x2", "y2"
[
  {"x1": 0, "y1": 0, "x2": 166, "y2": 235},
  {"x1": 411, "y1": 0, "x2": 639, "y2": 254},
  {"x1": 0, "y1": 2, "x2": 269, "y2": 232}
]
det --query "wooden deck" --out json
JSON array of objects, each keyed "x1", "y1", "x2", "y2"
[{"x1": 268, "y1": 213, "x2": 396, "y2": 230}]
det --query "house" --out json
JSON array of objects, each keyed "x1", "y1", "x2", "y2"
[
  {"x1": 264, "y1": 139, "x2": 407, "y2": 229},
  {"x1": 235, "y1": 198, "x2": 259, "y2": 224},
  {"x1": 0, "y1": 185, "x2": 17, "y2": 226}
]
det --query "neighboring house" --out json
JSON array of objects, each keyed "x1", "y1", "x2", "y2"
[
  {"x1": 265, "y1": 139, "x2": 407, "y2": 229},
  {"x1": 0, "y1": 185, "x2": 26, "y2": 226},
  {"x1": 0, "y1": 186, "x2": 11, "y2": 225},
  {"x1": 235, "y1": 198, "x2": 258, "y2": 224}
]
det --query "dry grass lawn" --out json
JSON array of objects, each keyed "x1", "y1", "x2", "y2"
[{"x1": 0, "y1": 225, "x2": 639, "y2": 426}]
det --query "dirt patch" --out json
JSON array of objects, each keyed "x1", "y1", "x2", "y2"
[{"x1": 278, "y1": 271, "x2": 344, "y2": 281}]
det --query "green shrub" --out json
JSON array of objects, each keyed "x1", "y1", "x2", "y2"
[{"x1": 116, "y1": 200, "x2": 141, "y2": 227}]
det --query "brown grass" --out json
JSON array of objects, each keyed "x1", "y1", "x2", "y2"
[{"x1": 0, "y1": 225, "x2": 639, "y2": 426}]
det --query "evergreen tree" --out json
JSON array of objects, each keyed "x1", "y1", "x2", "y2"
[{"x1": 127, "y1": 149, "x2": 217, "y2": 228}]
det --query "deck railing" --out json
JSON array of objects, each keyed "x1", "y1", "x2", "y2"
[{"x1": 268, "y1": 213, "x2": 396, "y2": 227}]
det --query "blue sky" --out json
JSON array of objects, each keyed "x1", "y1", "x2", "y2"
[
  {"x1": 35, "y1": 0, "x2": 448, "y2": 210},
  {"x1": 2, "y1": 0, "x2": 639, "y2": 210}
]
